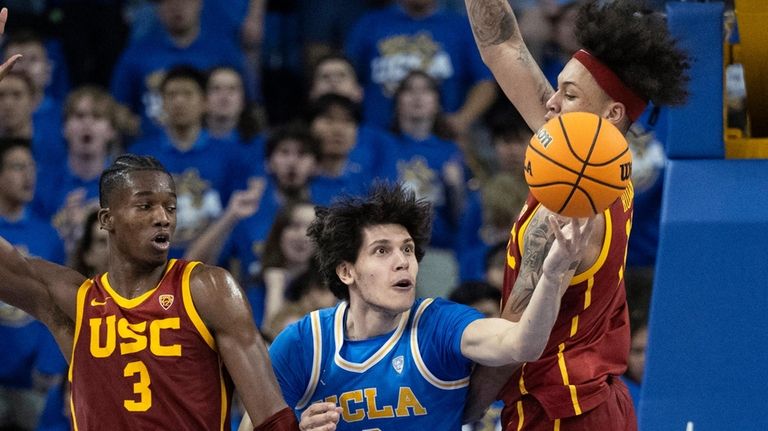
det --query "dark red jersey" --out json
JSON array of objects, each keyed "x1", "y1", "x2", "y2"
[
  {"x1": 499, "y1": 185, "x2": 634, "y2": 420},
  {"x1": 69, "y1": 259, "x2": 232, "y2": 430}
]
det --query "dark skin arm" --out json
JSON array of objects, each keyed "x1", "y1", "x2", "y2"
[
  {"x1": 190, "y1": 264, "x2": 290, "y2": 428},
  {"x1": 0, "y1": 236, "x2": 84, "y2": 358}
]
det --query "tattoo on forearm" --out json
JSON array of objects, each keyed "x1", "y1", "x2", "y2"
[
  {"x1": 506, "y1": 215, "x2": 554, "y2": 317},
  {"x1": 468, "y1": 0, "x2": 517, "y2": 47},
  {"x1": 537, "y1": 78, "x2": 554, "y2": 107}
]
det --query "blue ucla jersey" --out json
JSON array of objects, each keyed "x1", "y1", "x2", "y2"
[{"x1": 270, "y1": 298, "x2": 483, "y2": 430}]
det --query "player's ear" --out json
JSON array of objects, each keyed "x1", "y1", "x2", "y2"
[
  {"x1": 604, "y1": 101, "x2": 627, "y2": 127},
  {"x1": 336, "y1": 262, "x2": 354, "y2": 286},
  {"x1": 98, "y1": 208, "x2": 114, "y2": 232}
]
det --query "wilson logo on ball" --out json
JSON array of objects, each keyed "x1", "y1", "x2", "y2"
[{"x1": 524, "y1": 112, "x2": 632, "y2": 218}]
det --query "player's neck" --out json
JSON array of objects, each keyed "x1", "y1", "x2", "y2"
[
  {"x1": 345, "y1": 301, "x2": 402, "y2": 340},
  {"x1": 105, "y1": 257, "x2": 169, "y2": 300}
]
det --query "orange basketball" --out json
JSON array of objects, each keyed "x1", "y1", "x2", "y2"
[{"x1": 524, "y1": 112, "x2": 632, "y2": 217}]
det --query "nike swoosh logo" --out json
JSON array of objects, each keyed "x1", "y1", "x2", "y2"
[{"x1": 90, "y1": 298, "x2": 111, "y2": 306}]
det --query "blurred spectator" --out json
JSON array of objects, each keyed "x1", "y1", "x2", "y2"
[
  {"x1": 306, "y1": 94, "x2": 378, "y2": 205},
  {"x1": 0, "y1": 70, "x2": 64, "y2": 171},
  {"x1": 185, "y1": 126, "x2": 321, "y2": 325},
  {"x1": 284, "y1": 263, "x2": 337, "y2": 315},
  {"x1": 130, "y1": 65, "x2": 242, "y2": 256},
  {"x1": 205, "y1": 65, "x2": 267, "y2": 182},
  {"x1": 0, "y1": 137, "x2": 66, "y2": 431},
  {"x1": 390, "y1": 70, "x2": 467, "y2": 250},
  {"x1": 260, "y1": 201, "x2": 317, "y2": 325},
  {"x1": 448, "y1": 281, "x2": 501, "y2": 318},
  {"x1": 345, "y1": 0, "x2": 496, "y2": 135},
  {"x1": 111, "y1": 0, "x2": 248, "y2": 139},
  {"x1": 31, "y1": 86, "x2": 119, "y2": 253},
  {"x1": 483, "y1": 242, "x2": 506, "y2": 292},
  {"x1": 308, "y1": 53, "x2": 363, "y2": 103}
]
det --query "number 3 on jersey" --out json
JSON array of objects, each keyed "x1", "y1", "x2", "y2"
[{"x1": 124, "y1": 361, "x2": 152, "y2": 411}]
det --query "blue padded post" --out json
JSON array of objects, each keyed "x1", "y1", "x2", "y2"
[
  {"x1": 665, "y1": 2, "x2": 724, "y2": 159},
  {"x1": 640, "y1": 159, "x2": 768, "y2": 431}
]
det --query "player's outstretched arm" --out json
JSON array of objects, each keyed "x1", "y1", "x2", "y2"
[
  {"x1": 191, "y1": 265, "x2": 298, "y2": 431},
  {"x1": 464, "y1": 0, "x2": 553, "y2": 131},
  {"x1": 0, "y1": 235, "x2": 84, "y2": 325},
  {"x1": 0, "y1": 8, "x2": 22, "y2": 81},
  {"x1": 461, "y1": 216, "x2": 595, "y2": 366}
]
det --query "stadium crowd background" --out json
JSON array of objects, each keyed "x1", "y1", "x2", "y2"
[{"x1": 0, "y1": 0, "x2": 741, "y2": 430}]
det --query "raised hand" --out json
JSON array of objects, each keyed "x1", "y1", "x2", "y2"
[
  {"x1": 0, "y1": 8, "x2": 22, "y2": 81},
  {"x1": 299, "y1": 402, "x2": 341, "y2": 431},
  {"x1": 541, "y1": 215, "x2": 595, "y2": 284}
]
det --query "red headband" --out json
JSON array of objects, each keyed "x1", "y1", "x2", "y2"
[{"x1": 572, "y1": 49, "x2": 648, "y2": 122}]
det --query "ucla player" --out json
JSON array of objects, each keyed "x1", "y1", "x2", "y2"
[
  {"x1": 0, "y1": 154, "x2": 298, "y2": 430},
  {"x1": 240, "y1": 183, "x2": 594, "y2": 430}
]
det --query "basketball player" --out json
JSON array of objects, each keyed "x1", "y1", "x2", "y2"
[
  {"x1": 0, "y1": 155, "x2": 298, "y2": 430},
  {"x1": 462, "y1": 0, "x2": 690, "y2": 429},
  {"x1": 240, "y1": 182, "x2": 595, "y2": 430}
]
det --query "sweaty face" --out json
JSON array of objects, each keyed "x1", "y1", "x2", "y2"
[
  {"x1": 162, "y1": 78, "x2": 205, "y2": 128},
  {"x1": 279, "y1": 204, "x2": 316, "y2": 266},
  {"x1": 64, "y1": 96, "x2": 115, "y2": 159},
  {"x1": 206, "y1": 68, "x2": 245, "y2": 121},
  {"x1": 396, "y1": 74, "x2": 440, "y2": 124},
  {"x1": 104, "y1": 171, "x2": 177, "y2": 266},
  {"x1": 310, "y1": 60, "x2": 362, "y2": 102},
  {"x1": 345, "y1": 224, "x2": 418, "y2": 315},
  {"x1": 0, "y1": 76, "x2": 34, "y2": 131},
  {"x1": 310, "y1": 105, "x2": 357, "y2": 158},
  {"x1": 544, "y1": 59, "x2": 613, "y2": 122},
  {"x1": 268, "y1": 139, "x2": 317, "y2": 191},
  {"x1": 0, "y1": 147, "x2": 36, "y2": 206}
]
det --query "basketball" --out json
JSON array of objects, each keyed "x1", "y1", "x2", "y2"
[{"x1": 524, "y1": 112, "x2": 632, "y2": 217}]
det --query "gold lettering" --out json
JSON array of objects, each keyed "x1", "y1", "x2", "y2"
[
  {"x1": 149, "y1": 318, "x2": 182, "y2": 357},
  {"x1": 118, "y1": 319, "x2": 147, "y2": 355},
  {"x1": 339, "y1": 390, "x2": 365, "y2": 422},
  {"x1": 364, "y1": 388, "x2": 394, "y2": 419},
  {"x1": 395, "y1": 387, "x2": 426, "y2": 416},
  {"x1": 89, "y1": 316, "x2": 116, "y2": 358}
]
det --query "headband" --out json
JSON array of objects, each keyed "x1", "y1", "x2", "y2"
[{"x1": 572, "y1": 49, "x2": 648, "y2": 122}]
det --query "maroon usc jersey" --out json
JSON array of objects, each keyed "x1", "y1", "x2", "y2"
[
  {"x1": 499, "y1": 185, "x2": 634, "y2": 420},
  {"x1": 69, "y1": 259, "x2": 232, "y2": 430}
]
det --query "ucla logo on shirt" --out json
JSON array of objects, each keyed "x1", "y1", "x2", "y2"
[
  {"x1": 372, "y1": 32, "x2": 454, "y2": 97},
  {"x1": 392, "y1": 355, "x2": 404, "y2": 374}
]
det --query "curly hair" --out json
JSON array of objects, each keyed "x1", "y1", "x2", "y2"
[
  {"x1": 306, "y1": 182, "x2": 433, "y2": 300},
  {"x1": 575, "y1": 0, "x2": 690, "y2": 106}
]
